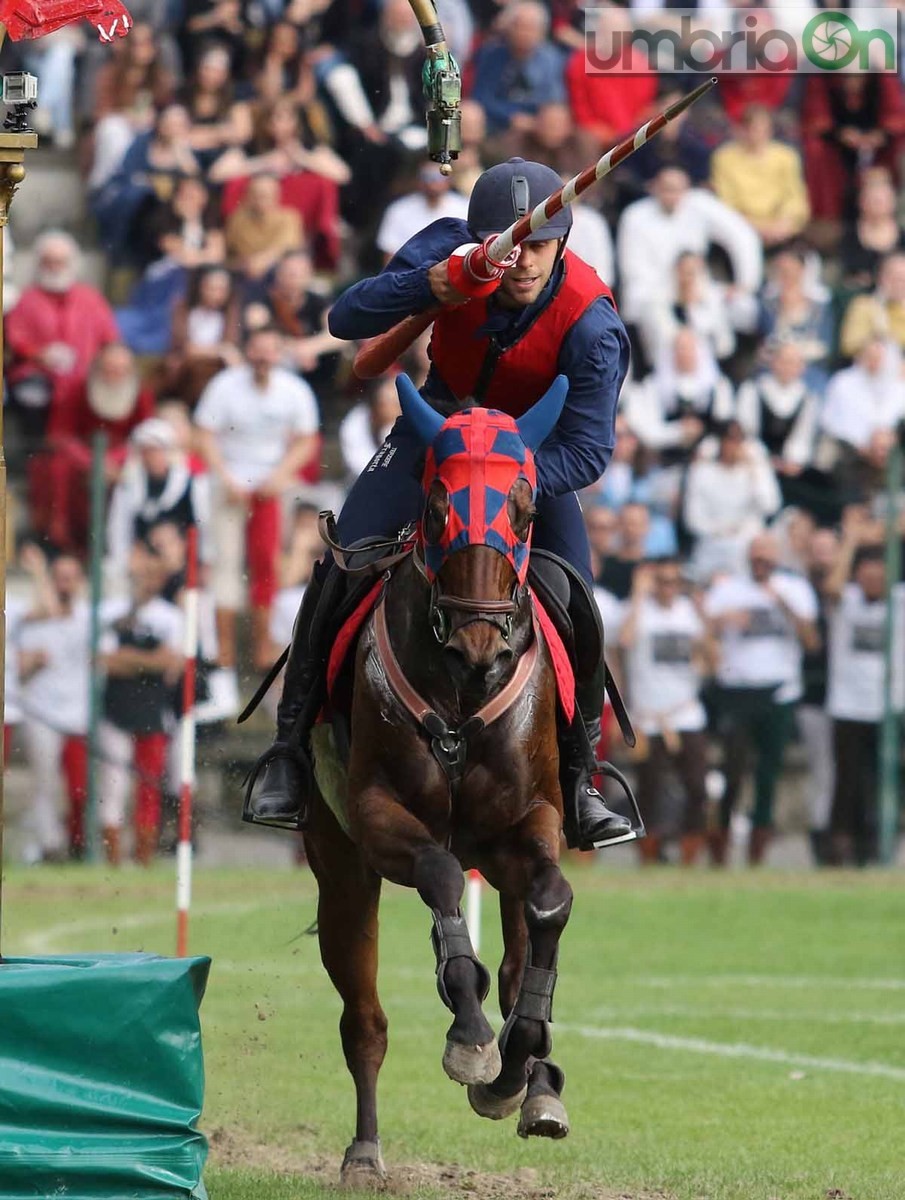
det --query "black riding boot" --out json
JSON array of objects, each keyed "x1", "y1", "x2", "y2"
[
  {"x1": 559, "y1": 669, "x2": 635, "y2": 851},
  {"x1": 245, "y1": 571, "x2": 326, "y2": 827}
]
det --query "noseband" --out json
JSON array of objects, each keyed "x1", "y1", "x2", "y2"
[{"x1": 412, "y1": 546, "x2": 524, "y2": 646}]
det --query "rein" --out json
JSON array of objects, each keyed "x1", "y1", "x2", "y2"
[
  {"x1": 373, "y1": 588, "x2": 539, "y2": 785},
  {"x1": 318, "y1": 511, "x2": 417, "y2": 575}
]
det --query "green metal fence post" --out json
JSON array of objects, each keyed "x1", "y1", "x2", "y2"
[
  {"x1": 86, "y1": 431, "x2": 108, "y2": 864},
  {"x1": 879, "y1": 440, "x2": 903, "y2": 866}
]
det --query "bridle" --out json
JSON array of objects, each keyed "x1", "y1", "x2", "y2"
[{"x1": 411, "y1": 542, "x2": 526, "y2": 646}]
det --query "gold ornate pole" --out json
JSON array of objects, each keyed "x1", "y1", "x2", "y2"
[{"x1": 0, "y1": 19, "x2": 38, "y2": 952}]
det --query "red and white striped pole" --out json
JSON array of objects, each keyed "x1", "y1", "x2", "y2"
[
  {"x1": 176, "y1": 526, "x2": 199, "y2": 958},
  {"x1": 465, "y1": 868, "x2": 483, "y2": 955}
]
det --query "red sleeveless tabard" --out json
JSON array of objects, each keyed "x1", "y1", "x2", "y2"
[{"x1": 429, "y1": 250, "x2": 614, "y2": 417}]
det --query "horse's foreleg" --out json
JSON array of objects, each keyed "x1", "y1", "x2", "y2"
[
  {"x1": 470, "y1": 806, "x2": 571, "y2": 1128},
  {"x1": 351, "y1": 785, "x2": 499, "y2": 1086},
  {"x1": 491, "y1": 895, "x2": 569, "y2": 1137},
  {"x1": 305, "y1": 823, "x2": 388, "y2": 1187}
]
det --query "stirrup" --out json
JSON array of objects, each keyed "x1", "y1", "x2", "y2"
[
  {"x1": 587, "y1": 760, "x2": 646, "y2": 847},
  {"x1": 241, "y1": 742, "x2": 311, "y2": 831}
]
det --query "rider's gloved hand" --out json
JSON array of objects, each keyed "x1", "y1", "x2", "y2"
[{"x1": 428, "y1": 239, "x2": 522, "y2": 305}]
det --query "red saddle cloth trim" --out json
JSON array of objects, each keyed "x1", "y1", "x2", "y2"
[
  {"x1": 0, "y1": 0, "x2": 132, "y2": 41},
  {"x1": 326, "y1": 578, "x2": 385, "y2": 700},
  {"x1": 530, "y1": 592, "x2": 576, "y2": 724},
  {"x1": 323, "y1": 577, "x2": 576, "y2": 724}
]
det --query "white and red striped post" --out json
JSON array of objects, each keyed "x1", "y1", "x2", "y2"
[
  {"x1": 465, "y1": 868, "x2": 483, "y2": 955},
  {"x1": 176, "y1": 527, "x2": 199, "y2": 957}
]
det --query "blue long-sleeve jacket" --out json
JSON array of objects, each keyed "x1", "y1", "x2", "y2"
[
  {"x1": 329, "y1": 218, "x2": 630, "y2": 499},
  {"x1": 469, "y1": 42, "x2": 567, "y2": 135}
]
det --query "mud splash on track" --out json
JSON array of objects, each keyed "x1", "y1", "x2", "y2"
[{"x1": 208, "y1": 1125, "x2": 667, "y2": 1198}]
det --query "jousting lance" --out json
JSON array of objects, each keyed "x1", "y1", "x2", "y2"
[{"x1": 353, "y1": 76, "x2": 718, "y2": 380}]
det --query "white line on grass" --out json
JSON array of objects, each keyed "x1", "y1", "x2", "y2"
[
  {"x1": 18, "y1": 900, "x2": 270, "y2": 954},
  {"x1": 558, "y1": 1023, "x2": 905, "y2": 1081},
  {"x1": 634, "y1": 974, "x2": 905, "y2": 991},
  {"x1": 588, "y1": 1004, "x2": 905, "y2": 1027}
]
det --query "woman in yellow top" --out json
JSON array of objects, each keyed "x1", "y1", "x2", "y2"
[{"x1": 710, "y1": 105, "x2": 810, "y2": 250}]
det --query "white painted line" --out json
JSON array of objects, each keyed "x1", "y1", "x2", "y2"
[
  {"x1": 18, "y1": 900, "x2": 272, "y2": 955},
  {"x1": 588, "y1": 1004, "x2": 905, "y2": 1027},
  {"x1": 634, "y1": 974, "x2": 905, "y2": 992},
  {"x1": 558, "y1": 1024, "x2": 905, "y2": 1082}
]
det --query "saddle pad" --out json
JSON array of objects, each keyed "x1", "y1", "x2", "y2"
[
  {"x1": 325, "y1": 577, "x2": 385, "y2": 699},
  {"x1": 311, "y1": 724, "x2": 352, "y2": 837},
  {"x1": 531, "y1": 592, "x2": 576, "y2": 724}
]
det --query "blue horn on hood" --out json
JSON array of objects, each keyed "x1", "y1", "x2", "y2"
[
  {"x1": 515, "y1": 375, "x2": 569, "y2": 452},
  {"x1": 395, "y1": 373, "x2": 444, "y2": 447}
]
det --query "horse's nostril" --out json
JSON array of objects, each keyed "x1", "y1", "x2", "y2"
[{"x1": 443, "y1": 644, "x2": 469, "y2": 675}]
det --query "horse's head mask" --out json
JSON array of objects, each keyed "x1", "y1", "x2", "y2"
[{"x1": 395, "y1": 373, "x2": 568, "y2": 585}]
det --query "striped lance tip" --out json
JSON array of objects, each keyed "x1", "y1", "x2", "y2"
[{"x1": 486, "y1": 77, "x2": 717, "y2": 263}]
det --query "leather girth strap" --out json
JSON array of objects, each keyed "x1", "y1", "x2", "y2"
[{"x1": 373, "y1": 594, "x2": 539, "y2": 785}]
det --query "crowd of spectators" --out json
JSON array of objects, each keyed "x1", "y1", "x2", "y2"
[{"x1": 2, "y1": 0, "x2": 904, "y2": 868}]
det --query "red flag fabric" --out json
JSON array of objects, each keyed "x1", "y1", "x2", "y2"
[{"x1": 0, "y1": 0, "x2": 131, "y2": 41}]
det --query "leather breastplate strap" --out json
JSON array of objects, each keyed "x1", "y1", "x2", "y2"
[{"x1": 373, "y1": 594, "x2": 539, "y2": 784}]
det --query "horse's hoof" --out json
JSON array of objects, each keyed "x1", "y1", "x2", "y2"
[
  {"x1": 517, "y1": 1092, "x2": 570, "y2": 1140},
  {"x1": 340, "y1": 1140, "x2": 387, "y2": 1190},
  {"x1": 467, "y1": 1080, "x2": 528, "y2": 1120},
  {"x1": 443, "y1": 1037, "x2": 502, "y2": 1085}
]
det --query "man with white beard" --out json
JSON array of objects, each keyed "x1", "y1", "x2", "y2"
[{"x1": 4, "y1": 230, "x2": 119, "y2": 458}]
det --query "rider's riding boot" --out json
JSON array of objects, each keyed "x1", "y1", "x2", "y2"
[
  {"x1": 559, "y1": 669, "x2": 635, "y2": 851},
  {"x1": 246, "y1": 570, "x2": 326, "y2": 826}
]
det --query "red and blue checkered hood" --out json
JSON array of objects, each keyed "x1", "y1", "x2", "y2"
[{"x1": 421, "y1": 407, "x2": 536, "y2": 584}]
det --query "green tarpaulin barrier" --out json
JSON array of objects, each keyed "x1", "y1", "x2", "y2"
[{"x1": 0, "y1": 953, "x2": 210, "y2": 1200}]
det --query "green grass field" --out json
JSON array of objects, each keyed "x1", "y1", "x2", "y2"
[{"x1": 2, "y1": 863, "x2": 904, "y2": 1200}]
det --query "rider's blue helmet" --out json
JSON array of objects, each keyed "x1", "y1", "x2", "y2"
[{"x1": 467, "y1": 157, "x2": 573, "y2": 243}]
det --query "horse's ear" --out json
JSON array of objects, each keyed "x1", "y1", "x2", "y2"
[
  {"x1": 516, "y1": 375, "x2": 569, "y2": 453},
  {"x1": 395, "y1": 373, "x2": 444, "y2": 447}
]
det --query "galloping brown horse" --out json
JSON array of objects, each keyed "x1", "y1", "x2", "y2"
[{"x1": 305, "y1": 374, "x2": 579, "y2": 1186}]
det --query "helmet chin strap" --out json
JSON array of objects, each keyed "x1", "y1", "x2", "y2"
[{"x1": 552, "y1": 232, "x2": 569, "y2": 274}]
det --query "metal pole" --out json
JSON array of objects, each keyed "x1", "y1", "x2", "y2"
[
  {"x1": 465, "y1": 869, "x2": 482, "y2": 955},
  {"x1": 176, "y1": 527, "x2": 199, "y2": 956},
  {"x1": 85, "y1": 431, "x2": 108, "y2": 864},
  {"x1": 0, "y1": 110, "x2": 38, "y2": 959},
  {"x1": 879, "y1": 441, "x2": 903, "y2": 866}
]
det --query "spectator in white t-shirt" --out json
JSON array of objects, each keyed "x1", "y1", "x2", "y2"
[
  {"x1": 376, "y1": 165, "x2": 469, "y2": 263},
  {"x1": 338, "y1": 374, "x2": 403, "y2": 482},
  {"x1": 704, "y1": 532, "x2": 820, "y2": 865},
  {"x1": 616, "y1": 166, "x2": 763, "y2": 328},
  {"x1": 567, "y1": 192, "x2": 615, "y2": 284},
  {"x1": 684, "y1": 421, "x2": 783, "y2": 582},
  {"x1": 594, "y1": 583, "x2": 624, "y2": 764},
  {"x1": 822, "y1": 524, "x2": 905, "y2": 866},
  {"x1": 194, "y1": 324, "x2": 320, "y2": 679},
  {"x1": 820, "y1": 337, "x2": 905, "y2": 497},
  {"x1": 619, "y1": 559, "x2": 715, "y2": 866},
  {"x1": 637, "y1": 251, "x2": 756, "y2": 372},
  {"x1": 623, "y1": 327, "x2": 735, "y2": 469},
  {"x1": 16, "y1": 552, "x2": 91, "y2": 864}
]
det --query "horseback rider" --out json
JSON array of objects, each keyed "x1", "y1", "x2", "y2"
[{"x1": 249, "y1": 157, "x2": 635, "y2": 850}]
